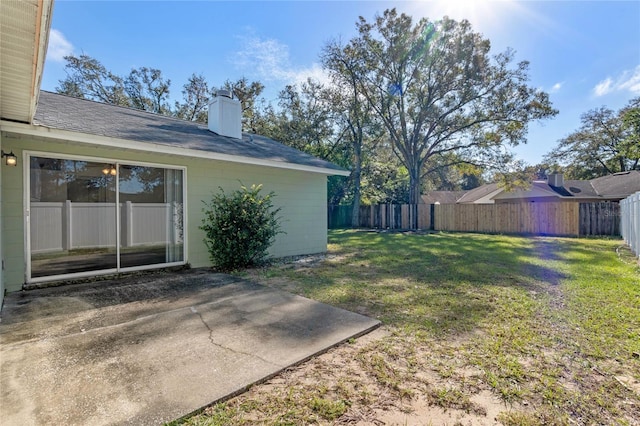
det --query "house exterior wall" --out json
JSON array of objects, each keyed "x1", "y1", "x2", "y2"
[{"x1": 1, "y1": 132, "x2": 328, "y2": 293}]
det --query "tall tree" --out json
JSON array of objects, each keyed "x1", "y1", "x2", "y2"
[
  {"x1": 255, "y1": 79, "x2": 353, "y2": 203},
  {"x1": 56, "y1": 54, "x2": 129, "y2": 106},
  {"x1": 544, "y1": 97, "x2": 640, "y2": 179},
  {"x1": 360, "y1": 143, "x2": 410, "y2": 204},
  {"x1": 124, "y1": 67, "x2": 171, "y2": 114},
  {"x1": 269, "y1": 79, "x2": 339, "y2": 158},
  {"x1": 174, "y1": 73, "x2": 212, "y2": 123},
  {"x1": 343, "y1": 9, "x2": 557, "y2": 227},
  {"x1": 323, "y1": 40, "x2": 384, "y2": 226}
]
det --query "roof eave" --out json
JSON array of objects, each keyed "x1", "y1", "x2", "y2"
[
  {"x1": 0, "y1": 120, "x2": 351, "y2": 176},
  {"x1": 29, "y1": 0, "x2": 54, "y2": 121}
]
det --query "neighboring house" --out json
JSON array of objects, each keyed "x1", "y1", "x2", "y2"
[
  {"x1": 420, "y1": 172, "x2": 640, "y2": 205},
  {"x1": 458, "y1": 172, "x2": 640, "y2": 204},
  {"x1": 0, "y1": 2, "x2": 349, "y2": 305},
  {"x1": 421, "y1": 190, "x2": 468, "y2": 205}
]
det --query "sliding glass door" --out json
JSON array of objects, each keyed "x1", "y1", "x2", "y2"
[{"x1": 28, "y1": 154, "x2": 185, "y2": 282}]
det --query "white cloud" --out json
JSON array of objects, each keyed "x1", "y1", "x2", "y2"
[
  {"x1": 231, "y1": 34, "x2": 330, "y2": 87},
  {"x1": 47, "y1": 29, "x2": 74, "y2": 62},
  {"x1": 593, "y1": 78, "x2": 613, "y2": 96},
  {"x1": 550, "y1": 82, "x2": 563, "y2": 93},
  {"x1": 618, "y1": 66, "x2": 640, "y2": 93},
  {"x1": 593, "y1": 65, "x2": 640, "y2": 96}
]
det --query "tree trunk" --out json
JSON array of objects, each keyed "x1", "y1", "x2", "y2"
[
  {"x1": 351, "y1": 159, "x2": 362, "y2": 228},
  {"x1": 408, "y1": 165, "x2": 421, "y2": 229},
  {"x1": 350, "y1": 121, "x2": 363, "y2": 228}
]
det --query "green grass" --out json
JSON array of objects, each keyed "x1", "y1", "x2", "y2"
[{"x1": 171, "y1": 230, "x2": 640, "y2": 425}]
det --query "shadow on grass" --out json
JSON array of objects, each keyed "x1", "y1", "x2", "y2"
[{"x1": 281, "y1": 230, "x2": 597, "y2": 336}]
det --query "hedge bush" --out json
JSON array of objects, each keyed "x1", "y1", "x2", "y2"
[{"x1": 200, "y1": 184, "x2": 282, "y2": 271}]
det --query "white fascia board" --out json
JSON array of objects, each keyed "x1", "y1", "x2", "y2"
[
  {"x1": 0, "y1": 121, "x2": 351, "y2": 176},
  {"x1": 29, "y1": 0, "x2": 54, "y2": 121}
]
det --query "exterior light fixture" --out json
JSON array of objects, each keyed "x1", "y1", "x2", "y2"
[{"x1": 1, "y1": 150, "x2": 17, "y2": 166}]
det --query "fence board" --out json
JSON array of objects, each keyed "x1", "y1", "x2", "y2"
[{"x1": 579, "y1": 202, "x2": 620, "y2": 236}]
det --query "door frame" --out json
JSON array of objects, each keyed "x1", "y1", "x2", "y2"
[{"x1": 24, "y1": 150, "x2": 187, "y2": 284}]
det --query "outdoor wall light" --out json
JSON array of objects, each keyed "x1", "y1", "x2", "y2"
[
  {"x1": 1, "y1": 150, "x2": 17, "y2": 166},
  {"x1": 102, "y1": 165, "x2": 117, "y2": 176}
]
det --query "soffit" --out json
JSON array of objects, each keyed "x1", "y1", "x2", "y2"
[{"x1": 0, "y1": 0, "x2": 53, "y2": 123}]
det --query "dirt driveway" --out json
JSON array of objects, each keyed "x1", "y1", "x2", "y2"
[{"x1": 0, "y1": 269, "x2": 379, "y2": 425}]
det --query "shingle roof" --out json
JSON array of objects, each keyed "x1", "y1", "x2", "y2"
[
  {"x1": 456, "y1": 171, "x2": 639, "y2": 203},
  {"x1": 421, "y1": 190, "x2": 468, "y2": 204},
  {"x1": 456, "y1": 183, "x2": 500, "y2": 203},
  {"x1": 559, "y1": 180, "x2": 599, "y2": 198},
  {"x1": 32, "y1": 91, "x2": 348, "y2": 174},
  {"x1": 590, "y1": 171, "x2": 640, "y2": 198}
]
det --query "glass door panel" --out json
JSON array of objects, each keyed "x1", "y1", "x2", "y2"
[
  {"x1": 30, "y1": 157, "x2": 118, "y2": 278},
  {"x1": 118, "y1": 165, "x2": 184, "y2": 269}
]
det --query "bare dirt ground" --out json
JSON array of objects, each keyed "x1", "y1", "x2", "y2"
[{"x1": 222, "y1": 326, "x2": 513, "y2": 426}]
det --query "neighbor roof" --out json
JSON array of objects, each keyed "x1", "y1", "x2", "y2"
[
  {"x1": 531, "y1": 172, "x2": 639, "y2": 200},
  {"x1": 457, "y1": 171, "x2": 639, "y2": 204},
  {"x1": 589, "y1": 171, "x2": 640, "y2": 198},
  {"x1": 456, "y1": 183, "x2": 501, "y2": 203},
  {"x1": 421, "y1": 190, "x2": 468, "y2": 204},
  {"x1": 28, "y1": 91, "x2": 349, "y2": 175}
]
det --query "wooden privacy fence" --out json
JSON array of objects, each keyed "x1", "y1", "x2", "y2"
[
  {"x1": 434, "y1": 203, "x2": 579, "y2": 236},
  {"x1": 328, "y1": 201, "x2": 621, "y2": 237},
  {"x1": 579, "y1": 202, "x2": 620, "y2": 236},
  {"x1": 328, "y1": 204, "x2": 431, "y2": 230}
]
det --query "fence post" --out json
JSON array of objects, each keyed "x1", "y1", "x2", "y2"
[
  {"x1": 62, "y1": 200, "x2": 72, "y2": 250},
  {"x1": 123, "y1": 201, "x2": 133, "y2": 247}
]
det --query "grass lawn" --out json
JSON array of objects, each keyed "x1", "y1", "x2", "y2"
[{"x1": 173, "y1": 230, "x2": 640, "y2": 425}]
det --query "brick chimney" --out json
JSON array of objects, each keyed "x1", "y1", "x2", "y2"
[
  {"x1": 208, "y1": 90, "x2": 242, "y2": 139},
  {"x1": 548, "y1": 172, "x2": 564, "y2": 187}
]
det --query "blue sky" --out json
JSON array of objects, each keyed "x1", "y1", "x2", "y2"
[{"x1": 42, "y1": 1, "x2": 640, "y2": 166}]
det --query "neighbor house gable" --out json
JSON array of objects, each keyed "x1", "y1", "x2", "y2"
[
  {"x1": 492, "y1": 182, "x2": 569, "y2": 202},
  {"x1": 456, "y1": 183, "x2": 502, "y2": 204}
]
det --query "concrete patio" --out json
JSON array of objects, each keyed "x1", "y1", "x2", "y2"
[{"x1": 0, "y1": 270, "x2": 380, "y2": 425}]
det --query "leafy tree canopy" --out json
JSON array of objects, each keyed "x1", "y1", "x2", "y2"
[
  {"x1": 57, "y1": 54, "x2": 129, "y2": 106},
  {"x1": 339, "y1": 9, "x2": 557, "y2": 226},
  {"x1": 544, "y1": 97, "x2": 640, "y2": 179}
]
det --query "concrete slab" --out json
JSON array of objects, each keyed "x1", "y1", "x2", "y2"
[{"x1": 0, "y1": 270, "x2": 380, "y2": 425}]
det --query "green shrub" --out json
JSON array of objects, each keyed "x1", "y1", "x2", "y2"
[{"x1": 200, "y1": 184, "x2": 282, "y2": 271}]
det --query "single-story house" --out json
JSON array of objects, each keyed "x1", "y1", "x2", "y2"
[
  {"x1": 432, "y1": 172, "x2": 640, "y2": 204},
  {"x1": 0, "y1": 1, "x2": 349, "y2": 307}
]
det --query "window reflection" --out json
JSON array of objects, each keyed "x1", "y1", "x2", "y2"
[
  {"x1": 29, "y1": 156, "x2": 184, "y2": 280},
  {"x1": 119, "y1": 165, "x2": 184, "y2": 268},
  {"x1": 30, "y1": 157, "x2": 117, "y2": 277}
]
